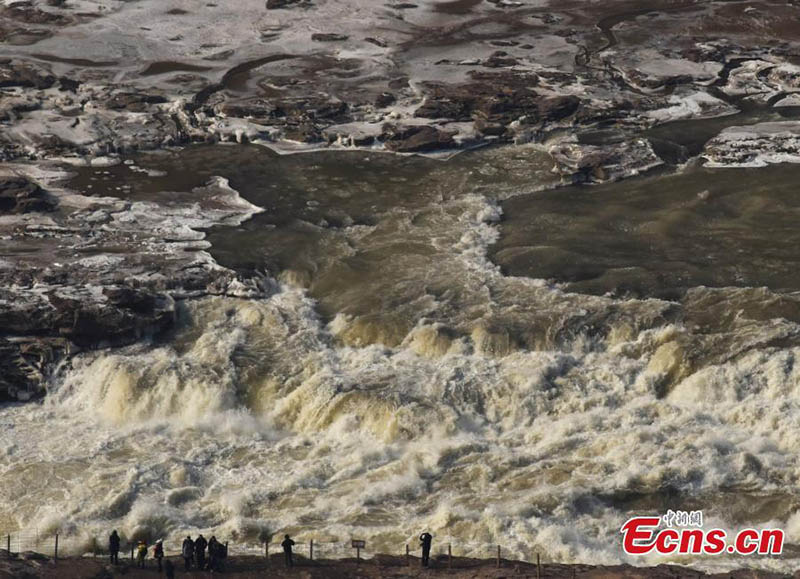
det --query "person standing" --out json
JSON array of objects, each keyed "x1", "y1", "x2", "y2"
[
  {"x1": 182, "y1": 535, "x2": 194, "y2": 570},
  {"x1": 419, "y1": 532, "x2": 433, "y2": 567},
  {"x1": 207, "y1": 535, "x2": 219, "y2": 571},
  {"x1": 195, "y1": 533, "x2": 208, "y2": 570},
  {"x1": 153, "y1": 539, "x2": 164, "y2": 572},
  {"x1": 136, "y1": 540, "x2": 148, "y2": 569},
  {"x1": 281, "y1": 534, "x2": 295, "y2": 568},
  {"x1": 108, "y1": 530, "x2": 120, "y2": 564}
]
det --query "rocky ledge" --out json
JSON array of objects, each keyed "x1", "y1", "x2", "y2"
[
  {"x1": 0, "y1": 1, "x2": 799, "y2": 179},
  {"x1": 0, "y1": 169, "x2": 272, "y2": 401},
  {"x1": 703, "y1": 121, "x2": 800, "y2": 167}
]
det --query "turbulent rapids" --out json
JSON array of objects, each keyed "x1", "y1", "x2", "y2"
[{"x1": 2, "y1": 145, "x2": 800, "y2": 572}]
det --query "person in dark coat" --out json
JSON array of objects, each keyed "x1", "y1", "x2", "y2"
[
  {"x1": 108, "y1": 530, "x2": 120, "y2": 564},
  {"x1": 164, "y1": 558, "x2": 175, "y2": 579},
  {"x1": 195, "y1": 534, "x2": 208, "y2": 569},
  {"x1": 217, "y1": 541, "x2": 228, "y2": 571},
  {"x1": 153, "y1": 539, "x2": 164, "y2": 572},
  {"x1": 182, "y1": 536, "x2": 194, "y2": 570},
  {"x1": 281, "y1": 534, "x2": 295, "y2": 567},
  {"x1": 207, "y1": 535, "x2": 219, "y2": 571},
  {"x1": 419, "y1": 532, "x2": 433, "y2": 567}
]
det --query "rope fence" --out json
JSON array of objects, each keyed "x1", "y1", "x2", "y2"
[{"x1": 0, "y1": 528, "x2": 547, "y2": 575}]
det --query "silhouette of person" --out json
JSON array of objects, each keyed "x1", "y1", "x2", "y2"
[
  {"x1": 108, "y1": 530, "x2": 120, "y2": 564},
  {"x1": 207, "y1": 535, "x2": 219, "y2": 571},
  {"x1": 182, "y1": 536, "x2": 194, "y2": 570},
  {"x1": 153, "y1": 539, "x2": 164, "y2": 572},
  {"x1": 195, "y1": 534, "x2": 208, "y2": 569},
  {"x1": 164, "y1": 558, "x2": 175, "y2": 579},
  {"x1": 419, "y1": 532, "x2": 433, "y2": 567},
  {"x1": 281, "y1": 534, "x2": 295, "y2": 567}
]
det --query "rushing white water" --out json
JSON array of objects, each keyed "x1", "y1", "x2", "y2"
[{"x1": 2, "y1": 148, "x2": 800, "y2": 572}]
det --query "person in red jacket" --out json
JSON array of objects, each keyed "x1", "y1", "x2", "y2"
[{"x1": 153, "y1": 539, "x2": 164, "y2": 571}]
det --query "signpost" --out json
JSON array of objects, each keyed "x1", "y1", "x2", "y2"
[{"x1": 351, "y1": 539, "x2": 365, "y2": 561}]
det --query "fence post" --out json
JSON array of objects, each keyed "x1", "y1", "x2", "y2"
[
  {"x1": 537, "y1": 552, "x2": 541, "y2": 579},
  {"x1": 54, "y1": 534, "x2": 58, "y2": 563},
  {"x1": 265, "y1": 541, "x2": 269, "y2": 563},
  {"x1": 130, "y1": 543, "x2": 134, "y2": 561},
  {"x1": 496, "y1": 545, "x2": 500, "y2": 568},
  {"x1": 405, "y1": 544, "x2": 409, "y2": 566},
  {"x1": 448, "y1": 543, "x2": 452, "y2": 569},
  {"x1": 309, "y1": 539, "x2": 313, "y2": 561}
]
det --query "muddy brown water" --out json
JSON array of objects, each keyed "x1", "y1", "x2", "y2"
[
  {"x1": 67, "y1": 143, "x2": 800, "y2": 305},
  {"x1": 492, "y1": 162, "x2": 800, "y2": 298}
]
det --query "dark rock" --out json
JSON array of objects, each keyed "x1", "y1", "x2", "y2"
[
  {"x1": 574, "y1": 100, "x2": 631, "y2": 125},
  {"x1": 105, "y1": 92, "x2": 168, "y2": 112},
  {"x1": 0, "y1": 97, "x2": 41, "y2": 122},
  {"x1": 374, "y1": 92, "x2": 396, "y2": 108},
  {"x1": 473, "y1": 116, "x2": 507, "y2": 137},
  {"x1": 311, "y1": 33, "x2": 349, "y2": 42},
  {"x1": 266, "y1": 0, "x2": 307, "y2": 7},
  {"x1": 0, "y1": 337, "x2": 73, "y2": 402},
  {"x1": 308, "y1": 100, "x2": 348, "y2": 121},
  {"x1": 103, "y1": 287, "x2": 168, "y2": 315},
  {"x1": 58, "y1": 76, "x2": 81, "y2": 92},
  {"x1": 0, "y1": 2, "x2": 68, "y2": 25},
  {"x1": 559, "y1": 148, "x2": 625, "y2": 183},
  {"x1": 284, "y1": 122, "x2": 323, "y2": 143},
  {"x1": 382, "y1": 124, "x2": 455, "y2": 152},
  {"x1": 483, "y1": 51, "x2": 519, "y2": 68},
  {"x1": 217, "y1": 99, "x2": 277, "y2": 120},
  {"x1": 47, "y1": 289, "x2": 176, "y2": 347},
  {"x1": 352, "y1": 134, "x2": 375, "y2": 147},
  {"x1": 388, "y1": 77, "x2": 409, "y2": 90},
  {"x1": 415, "y1": 95, "x2": 474, "y2": 120},
  {"x1": 0, "y1": 59, "x2": 56, "y2": 89},
  {"x1": 537, "y1": 95, "x2": 581, "y2": 122},
  {"x1": 415, "y1": 74, "x2": 542, "y2": 132},
  {"x1": 364, "y1": 37, "x2": 388, "y2": 48},
  {"x1": 267, "y1": 97, "x2": 350, "y2": 125},
  {"x1": 0, "y1": 177, "x2": 57, "y2": 214}
]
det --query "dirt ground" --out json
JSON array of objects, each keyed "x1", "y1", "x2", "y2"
[{"x1": 1, "y1": 553, "x2": 796, "y2": 579}]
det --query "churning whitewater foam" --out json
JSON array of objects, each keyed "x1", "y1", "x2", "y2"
[{"x1": 3, "y1": 152, "x2": 800, "y2": 572}]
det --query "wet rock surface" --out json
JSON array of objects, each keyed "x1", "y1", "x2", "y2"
[
  {"x1": 0, "y1": 168, "x2": 271, "y2": 401},
  {"x1": 0, "y1": 176, "x2": 56, "y2": 213},
  {"x1": 0, "y1": 0, "x2": 795, "y2": 168}
]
